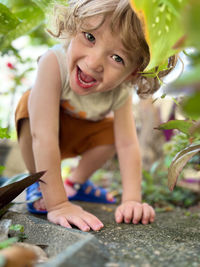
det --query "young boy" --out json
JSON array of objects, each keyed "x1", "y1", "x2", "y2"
[{"x1": 16, "y1": 0, "x2": 159, "y2": 231}]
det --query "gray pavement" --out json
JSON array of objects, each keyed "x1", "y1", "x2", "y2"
[{"x1": 1, "y1": 201, "x2": 200, "y2": 267}]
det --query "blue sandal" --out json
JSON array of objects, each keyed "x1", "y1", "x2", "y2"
[
  {"x1": 26, "y1": 182, "x2": 47, "y2": 214},
  {"x1": 65, "y1": 179, "x2": 116, "y2": 204}
]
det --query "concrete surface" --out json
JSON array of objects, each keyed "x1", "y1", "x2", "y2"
[{"x1": 1, "y1": 201, "x2": 200, "y2": 267}]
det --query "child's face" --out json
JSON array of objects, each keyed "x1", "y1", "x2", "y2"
[{"x1": 66, "y1": 16, "x2": 137, "y2": 95}]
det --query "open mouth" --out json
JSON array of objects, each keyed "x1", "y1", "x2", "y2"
[{"x1": 76, "y1": 66, "x2": 98, "y2": 89}]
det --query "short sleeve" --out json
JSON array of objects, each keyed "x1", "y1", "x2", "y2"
[{"x1": 112, "y1": 84, "x2": 133, "y2": 111}]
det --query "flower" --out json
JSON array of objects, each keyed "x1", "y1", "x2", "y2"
[{"x1": 6, "y1": 62, "x2": 15, "y2": 69}]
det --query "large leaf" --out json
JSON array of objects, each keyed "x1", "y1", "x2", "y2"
[
  {"x1": 32, "y1": 0, "x2": 55, "y2": 12},
  {"x1": 0, "y1": 2, "x2": 45, "y2": 51},
  {"x1": 156, "y1": 120, "x2": 195, "y2": 136},
  {"x1": 183, "y1": 0, "x2": 200, "y2": 50},
  {"x1": 168, "y1": 144, "x2": 200, "y2": 191},
  {"x1": 0, "y1": 3, "x2": 20, "y2": 34},
  {"x1": 0, "y1": 171, "x2": 45, "y2": 209},
  {"x1": 0, "y1": 0, "x2": 68, "y2": 52},
  {"x1": 129, "y1": 0, "x2": 188, "y2": 71},
  {"x1": 32, "y1": 0, "x2": 68, "y2": 11}
]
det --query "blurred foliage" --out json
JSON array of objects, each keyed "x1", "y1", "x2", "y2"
[
  {"x1": 157, "y1": 102, "x2": 200, "y2": 190},
  {"x1": 0, "y1": 0, "x2": 58, "y2": 136},
  {"x1": 0, "y1": 128, "x2": 10, "y2": 139},
  {"x1": 0, "y1": 0, "x2": 67, "y2": 54},
  {"x1": 0, "y1": 166, "x2": 5, "y2": 175},
  {"x1": 0, "y1": 224, "x2": 26, "y2": 250},
  {"x1": 0, "y1": 127, "x2": 10, "y2": 174},
  {"x1": 163, "y1": 133, "x2": 200, "y2": 161},
  {"x1": 142, "y1": 166, "x2": 199, "y2": 210},
  {"x1": 84, "y1": 157, "x2": 200, "y2": 210},
  {"x1": 2, "y1": 58, "x2": 34, "y2": 131},
  {"x1": 0, "y1": 0, "x2": 45, "y2": 53}
]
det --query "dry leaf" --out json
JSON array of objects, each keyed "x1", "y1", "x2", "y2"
[
  {"x1": 168, "y1": 144, "x2": 200, "y2": 191},
  {"x1": 0, "y1": 171, "x2": 45, "y2": 209}
]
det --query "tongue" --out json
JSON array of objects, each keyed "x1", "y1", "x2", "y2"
[{"x1": 80, "y1": 70, "x2": 95, "y2": 83}]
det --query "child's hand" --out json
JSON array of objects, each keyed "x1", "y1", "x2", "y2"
[
  {"x1": 47, "y1": 201, "x2": 104, "y2": 232},
  {"x1": 115, "y1": 201, "x2": 155, "y2": 225}
]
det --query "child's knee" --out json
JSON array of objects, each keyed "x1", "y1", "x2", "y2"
[
  {"x1": 18, "y1": 119, "x2": 31, "y2": 140},
  {"x1": 101, "y1": 144, "x2": 116, "y2": 157},
  {"x1": 107, "y1": 144, "x2": 116, "y2": 154}
]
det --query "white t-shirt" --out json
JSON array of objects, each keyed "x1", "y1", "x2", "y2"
[{"x1": 50, "y1": 44, "x2": 133, "y2": 121}]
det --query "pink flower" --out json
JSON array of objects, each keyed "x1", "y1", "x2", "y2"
[{"x1": 7, "y1": 62, "x2": 15, "y2": 69}]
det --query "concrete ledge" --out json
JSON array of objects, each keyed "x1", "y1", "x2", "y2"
[
  {"x1": 41, "y1": 235, "x2": 108, "y2": 267},
  {"x1": 3, "y1": 211, "x2": 109, "y2": 266}
]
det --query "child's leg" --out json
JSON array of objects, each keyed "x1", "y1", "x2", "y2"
[
  {"x1": 65, "y1": 144, "x2": 115, "y2": 200},
  {"x1": 70, "y1": 145, "x2": 115, "y2": 183},
  {"x1": 18, "y1": 119, "x2": 35, "y2": 174},
  {"x1": 18, "y1": 118, "x2": 46, "y2": 210}
]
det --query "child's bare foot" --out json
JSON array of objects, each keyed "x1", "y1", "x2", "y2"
[
  {"x1": 33, "y1": 198, "x2": 46, "y2": 211},
  {"x1": 26, "y1": 182, "x2": 47, "y2": 213}
]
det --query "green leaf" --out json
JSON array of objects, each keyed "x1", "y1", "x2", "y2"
[
  {"x1": 32, "y1": 0, "x2": 68, "y2": 11},
  {"x1": 9, "y1": 224, "x2": 24, "y2": 233},
  {"x1": 156, "y1": 119, "x2": 195, "y2": 135},
  {"x1": 32, "y1": 0, "x2": 54, "y2": 11},
  {"x1": 0, "y1": 166, "x2": 5, "y2": 175},
  {"x1": 0, "y1": 237, "x2": 18, "y2": 249},
  {"x1": 0, "y1": 3, "x2": 45, "y2": 51},
  {"x1": 0, "y1": 128, "x2": 10, "y2": 139},
  {"x1": 183, "y1": 0, "x2": 200, "y2": 49},
  {"x1": 130, "y1": 0, "x2": 188, "y2": 71},
  {"x1": 168, "y1": 144, "x2": 200, "y2": 191},
  {"x1": 0, "y1": 3, "x2": 20, "y2": 34},
  {"x1": 182, "y1": 92, "x2": 200, "y2": 119}
]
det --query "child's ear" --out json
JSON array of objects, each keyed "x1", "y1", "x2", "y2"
[{"x1": 125, "y1": 68, "x2": 139, "y2": 83}]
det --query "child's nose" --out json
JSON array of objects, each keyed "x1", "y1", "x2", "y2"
[{"x1": 86, "y1": 53, "x2": 104, "y2": 73}]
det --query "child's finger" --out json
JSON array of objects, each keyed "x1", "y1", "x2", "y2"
[
  {"x1": 141, "y1": 203, "x2": 151, "y2": 224},
  {"x1": 132, "y1": 205, "x2": 143, "y2": 224},
  {"x1": 115, "y1": 208, "x2": 123, "y2": 223},
  {"x1": 67, "y1": 216, "x2": 91, "y2": 232},
  {"x1": 123, "y1": 206, "x2": 133, "y2": 223},
  {"x1": 149, "y1": 206, "x2": 156, "y2": 223},
  {"x1": 58, "y1": 216, "x2": 72, "y2": 229},
  {"x1": 81, "y1": 211, "x2": 104, "y2": 231},
  {"x1": 47, "y1": 213, "x2": 72, "y2": 229}
]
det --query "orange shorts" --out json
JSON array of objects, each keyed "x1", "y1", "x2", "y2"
[{"x1": 15, "y1": 90, "x2": 115, "y2": 159}]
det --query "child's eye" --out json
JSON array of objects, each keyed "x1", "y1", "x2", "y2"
[
  {"x1": 84, "y1": 32, "x2": 95, "y2": 43},
  {"x1": 112, "y1": 54, "x2": 124, "y2": 64}
]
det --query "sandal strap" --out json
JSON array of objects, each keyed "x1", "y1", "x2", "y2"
[
  {"x1": 65, "y1": 179, "x2": 81, "y2": 190},
  {"x1": 66, "y1": 179, "x2": 116, "y2": 204}
]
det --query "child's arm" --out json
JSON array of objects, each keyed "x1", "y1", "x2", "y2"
[
  {"x1": 114, "y1": 96, "x2": 155, "y2": 224},
  {"x1": 28, "y1": 51, "x2": 103, "y2": 231}
]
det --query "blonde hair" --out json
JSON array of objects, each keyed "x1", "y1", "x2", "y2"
[{"x1": 47, "y1": 0, "x2": 176, "y2": 98}]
